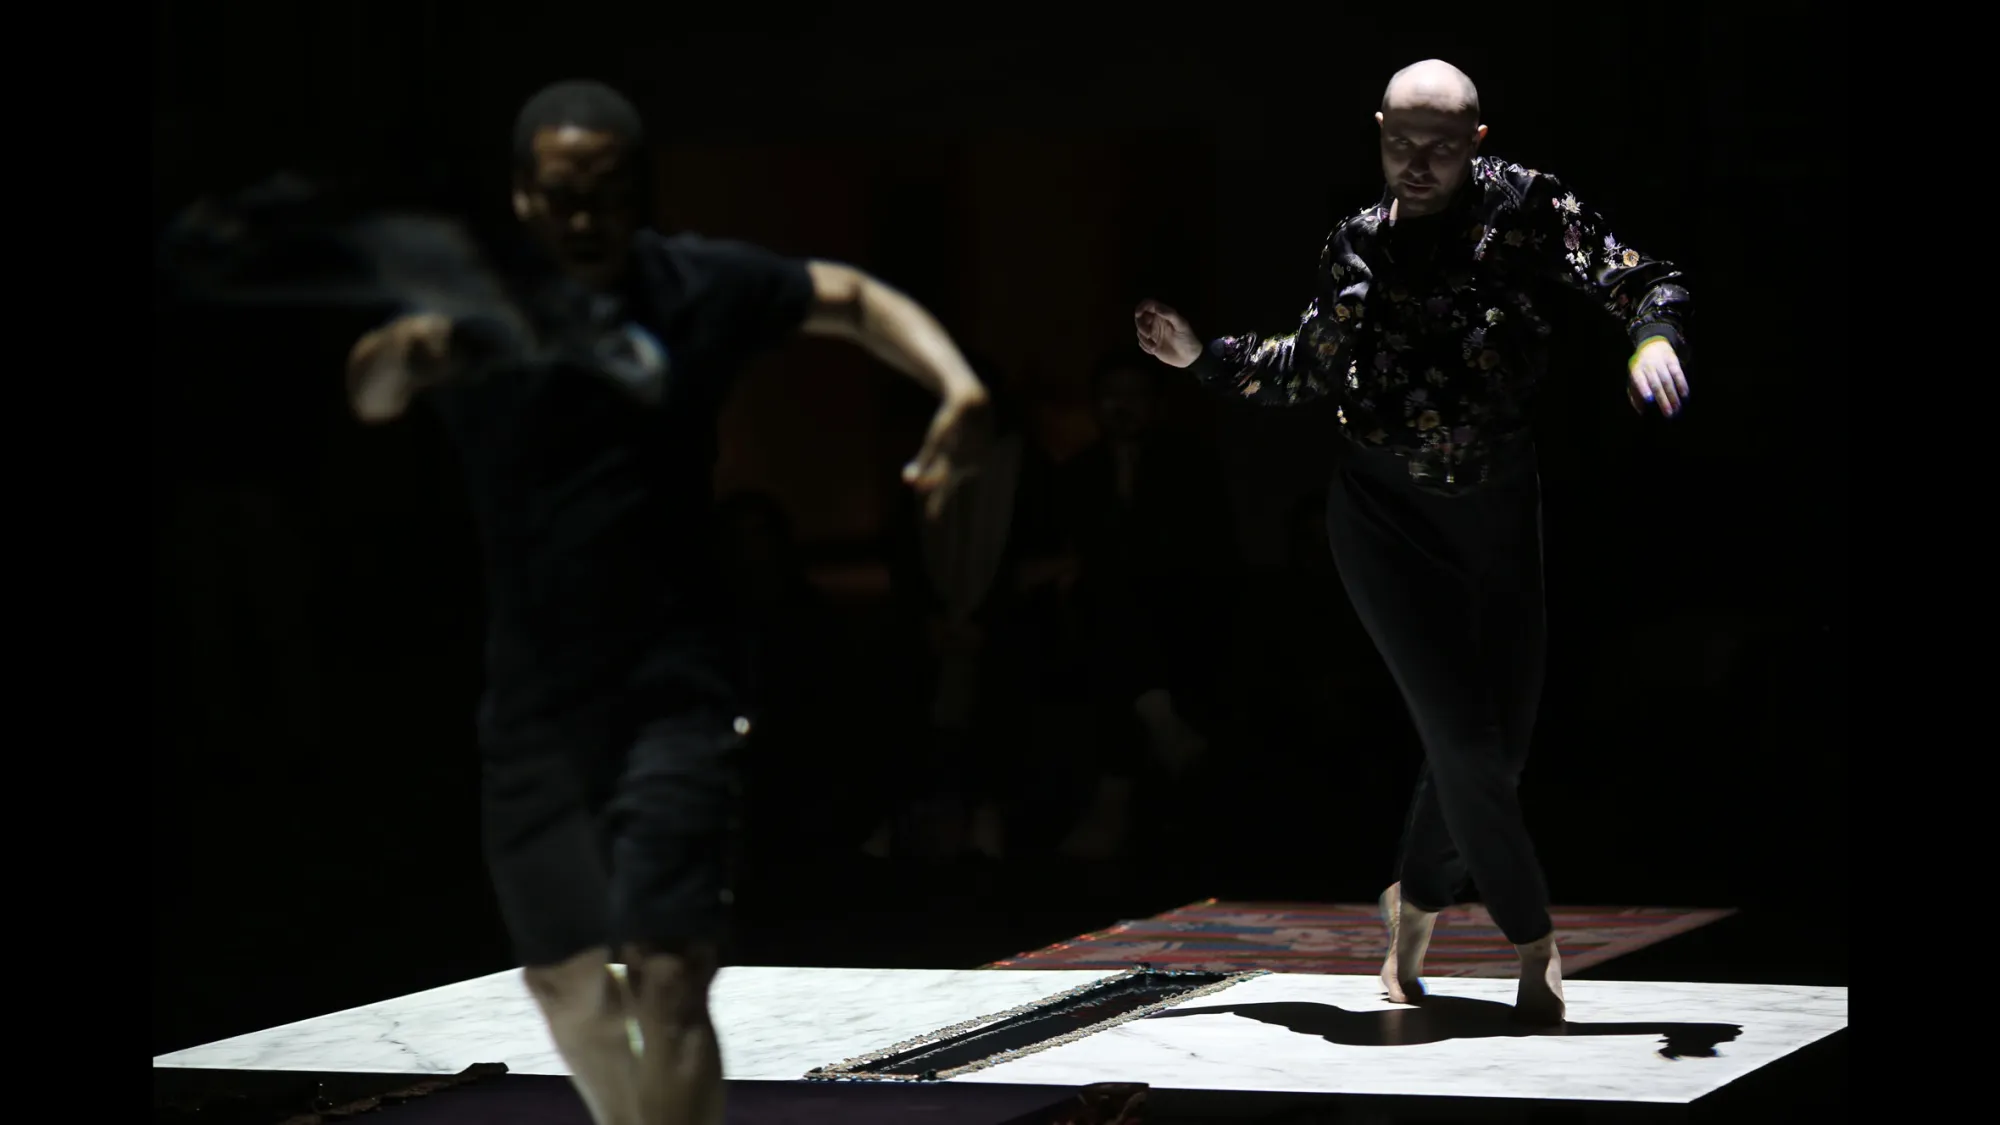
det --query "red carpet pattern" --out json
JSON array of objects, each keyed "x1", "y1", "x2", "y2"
[{"x1": 986, "y1": 900, "x2": 1736, "y2": 976}]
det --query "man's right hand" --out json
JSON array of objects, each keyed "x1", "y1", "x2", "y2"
[
  {"x1": 346, "y1": 313, "x2": 454, "y2": 423},
  {"x1": 1134, "y1": 299, "x2": 1203, "y2": 368},
  {"x1": 904, "y1": 385, "x2": 992, "y2": 521}
]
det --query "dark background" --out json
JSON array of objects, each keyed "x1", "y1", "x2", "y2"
[{"x1": 152, "y1": 2, "x2": 1847, "y2": 1058}]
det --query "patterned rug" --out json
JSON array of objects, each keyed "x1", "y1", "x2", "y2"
[{"x1": 985, "y1": 900, "x2": 1737, "y2": 977}]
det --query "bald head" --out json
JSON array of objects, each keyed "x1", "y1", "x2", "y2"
[
  {"x1": 1374, "y1": 60, "x2": 1488, "y2": 217},
  {"x1": 1381, "y1": 59, "x2": 1480, "y2": 118}
]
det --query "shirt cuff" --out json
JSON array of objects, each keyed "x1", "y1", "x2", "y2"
[
  {"x1": 1630, "y1": 323, "x2": 1682, "y2": 353},
  {"x1": 1188, "y1": 344, "x2": 1230, "y2": 385}
]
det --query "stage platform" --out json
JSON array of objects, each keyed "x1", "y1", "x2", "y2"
[{"x1": 154, "y1": 965, "x2": 1846, "y2": 1121}]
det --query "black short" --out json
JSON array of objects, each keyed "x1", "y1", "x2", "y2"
[{"x1": 479, "y1": 710, "x2": 747, "y2": 968}]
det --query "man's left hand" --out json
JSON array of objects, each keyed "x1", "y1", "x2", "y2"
[
  {"x1": 1628, "y1": 338, "x2": 1688, "y2": 418},
  {"x1": 905, "y1": 388, "x2": 991, "y2": 520}
]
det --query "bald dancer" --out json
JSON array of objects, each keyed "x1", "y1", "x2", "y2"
[{"x1": 1135, "y1": 60, "x2": 1691, "y2": 1025}]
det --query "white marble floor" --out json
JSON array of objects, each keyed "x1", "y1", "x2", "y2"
[
  {"x1": 964, "y1": 973, "x2": 1847, "y2": 1104},
  {"x1": 153, "y1": 967, "x2": 1846, "y2": 1105},
  {"x1": 152, "y1": 967, "x2": 1119, "y2": 1081}
]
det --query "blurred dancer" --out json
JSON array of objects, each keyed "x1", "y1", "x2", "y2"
[
  {"x1": 1136, "y1": 60, "x2": 1691, "y2": 1026},
  {"x1": 168, "y1": 81, "x2": 989, "y2": 1124}
]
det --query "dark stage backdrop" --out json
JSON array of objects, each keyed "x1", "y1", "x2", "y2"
[{"x1": 153, "y1": 3, "x2": 1847, "y2": 1057}]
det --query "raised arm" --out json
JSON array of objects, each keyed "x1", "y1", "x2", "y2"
[
  {"x1": 799, "y1": 261, "x2": 985, "y2": 403},
  {"x1": 799, "y1": 260, "x2": 990, "y2": 516},
  {"x1": 1135, "y1": 228, "x2": 1361, "y2": 408}
]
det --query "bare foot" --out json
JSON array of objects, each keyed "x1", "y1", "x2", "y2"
[
  {"x1": 1378, "y1": 883, "x2": 1437, "y2": 1005},
  {"x1": 1512, "y1": 933, "x2": 1566, "y2": 1028}
]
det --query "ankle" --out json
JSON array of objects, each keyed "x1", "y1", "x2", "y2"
[
  {"x1": 1387, "y1": 884, "x2": 1441, "y2": 917},
  {"x1": 1515, "y1": 933, "x2": 1559, "y2": 958}
]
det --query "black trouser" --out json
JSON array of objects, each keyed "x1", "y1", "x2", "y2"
[
  {"x1": 1325, "y1": 442, "x2": 1552, "y2": 946},
  {"x1": 480, "y1": 689, "x2": 746, "y2": 968}
]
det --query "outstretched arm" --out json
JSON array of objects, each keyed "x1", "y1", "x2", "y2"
[
  {"x1": 799, "y1": 261, "x2": 985, "y2": 404},
  {"x1": 1136, "y1": 228, "x2": 1362, "y2": 408},
  {"x1": 153, "y1": 179, "x2": 532, "y2": 426},
  {"x1": 1518, "y1": 171, "x2": 1692, "y2": 415},
  {"x1": 345, "y1": 311, "x2": 524, "y2": 422},
  {"x1": 799, "y1": 260, "x2": 991, "y2": 515}
]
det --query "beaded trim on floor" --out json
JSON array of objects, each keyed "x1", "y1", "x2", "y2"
[{"x1": 802, "y1": 967, "x2": 1266, "y2": 1082}]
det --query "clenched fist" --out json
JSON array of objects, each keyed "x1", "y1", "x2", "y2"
[
  {"x1": 346, "y1": 313, "x2": 455, "y2": 423},
  {"x1": 1134, "y1": 299, "x2": 1203, "y2": 368}
]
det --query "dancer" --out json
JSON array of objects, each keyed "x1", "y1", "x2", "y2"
[
  {"x1": 1134, "y1": 60, "x2": 1690, "y2": 1026},
  {"x1": 175, "y1": 81, "x2": 990, "y2": 1124}
]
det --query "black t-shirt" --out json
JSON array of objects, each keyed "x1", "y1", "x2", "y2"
[{"x1": 428, "y1": 230, "x2": 814, "y2": 733}]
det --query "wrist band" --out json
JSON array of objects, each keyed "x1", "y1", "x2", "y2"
[{"x1": 1629, "y1": 334, "x2": 1669, "y2": 371}]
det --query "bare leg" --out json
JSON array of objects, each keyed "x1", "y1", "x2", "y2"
[
  {"x1": 523, "y1": 947, "x2": 643, "y2": 1125},
  {"x1": 624, "y1": 942, "x2": 724, "y2": 1125},
  {"x1": 1378, "y1": 882, "x2": 1438, "y2": 1005},
  {"x1": 1512, "y1": 933, "x2": 1566, "y2": 1027}
]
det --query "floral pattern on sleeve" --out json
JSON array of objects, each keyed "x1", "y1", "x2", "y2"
[
  {"x1": 1191, "y1": 227, "x2": 1368, "y2": 407},
  {"x1": 1513, "y1": 170, "x2": 1690, "y2": 348},
  {"x1": 1187, "y1": 157, "x2": 1690, "y2": 494}
]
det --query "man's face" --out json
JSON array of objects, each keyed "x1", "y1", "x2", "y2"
[
  {"x1": 1375, "y1": 108, "x2": 1486, "y2": 218},
  {"x1": 513, "y1": 126, "x2": 643, "y2": 289},
  {"x1": 1095, "y1": 366, "x2": 1161, "y2": 443}
]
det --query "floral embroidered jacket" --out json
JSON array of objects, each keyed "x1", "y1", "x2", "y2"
[{"x1": 1188, "y1": 156, "x2": 1690, "y2": 491}]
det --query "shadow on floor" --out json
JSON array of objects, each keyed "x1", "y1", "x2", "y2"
[{"x1": 1148, "y1": 996, "x2": 1742, "y2": 1060}]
